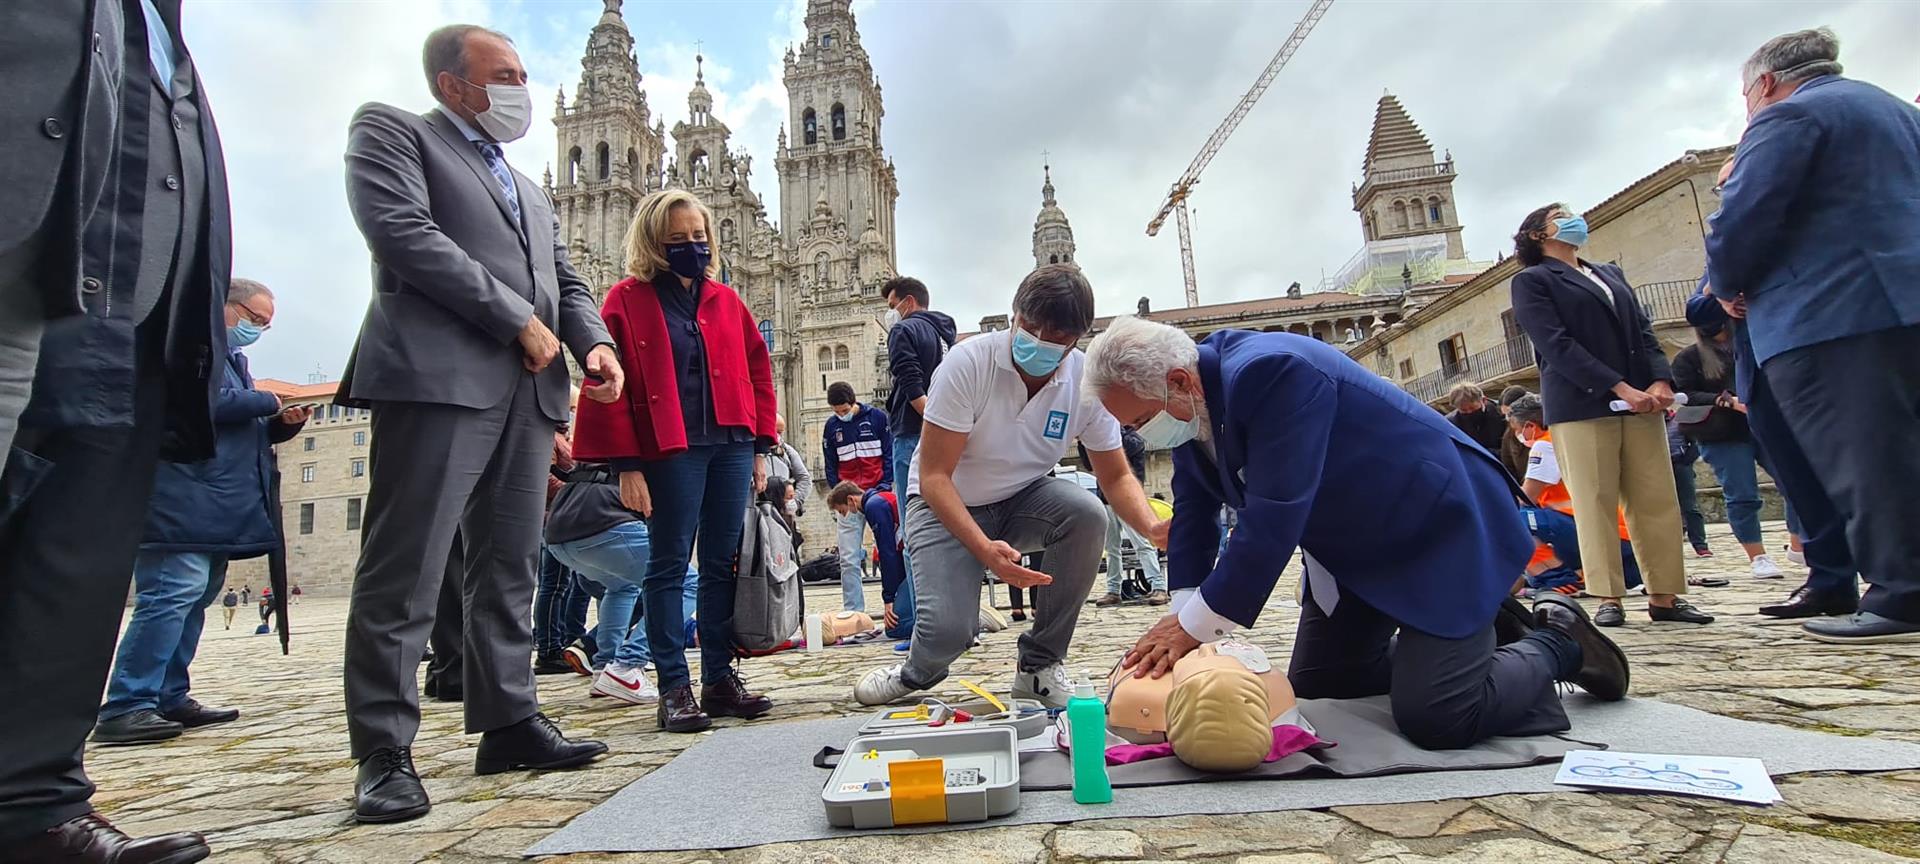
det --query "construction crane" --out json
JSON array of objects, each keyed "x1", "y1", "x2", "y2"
[{"x1": 1146, "y1": 0, "x2": 1335, "y2": 307}]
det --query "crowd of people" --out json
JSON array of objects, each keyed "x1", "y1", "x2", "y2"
[{"x1": 1, "y1": 10, "x2": 1914, "y2": 862}]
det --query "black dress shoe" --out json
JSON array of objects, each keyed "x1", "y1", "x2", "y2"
[
  {"x1": 160, "y1": 699, "x2": 240, "y2": 729},
  {"x1": 657, "y1": 683, "x2": 712, "y2": 733},
  {"x1": 354, "y1": 746, "x2": 431, "y2": 824},
  {"x1": 1592, "y1": 603, "x2": 1626, "y2": 628},
  {"x1": 423, "y1": 676, "x2": 463, "y2": 703},
  {"x1": 2, "y1": 812, "x2": 207, "y2": 864},
  {"x1": 1649, "y1": 598, "x2": 1714, "y2": 624},
  {"x1": 474, "y1": 713, "x2": 608, "y2": 775},
  {"x1": 1759, "y1": 586, "x2": 1859, "y2": 619},
  {"x1": 91, "y1": 709, "x2": 184, "y2": 745},
  {"x1": 533, "y1": 653, "x2": 574, "y2": 675},
  {"x1": 1533, "y1": 594, "x2": 1630, "y2": 701},
  {"x1": 1493, "y1": 597, "x2": 1537, "y2": 646},
  {"x1": 701, "y1": 671, "x2": 773, "y2": 719}
]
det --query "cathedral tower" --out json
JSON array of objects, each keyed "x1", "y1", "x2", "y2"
[
  {"x1": 551, "y1": 0, "x2": 668, "y2": 294},
  {"x1": 1032, "y1": 161, "x2": 1077, "y2": 269},
  {"x1": 776, "y1": 0, "x2": 900, "y2": 271},
  {"x1": 1351, "y1": 93, "x2": 1464, "y2": 260}
]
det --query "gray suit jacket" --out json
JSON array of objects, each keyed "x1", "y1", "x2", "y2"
[{"x1": 338, "y1": 103, "x2": 609, "y2": 423}]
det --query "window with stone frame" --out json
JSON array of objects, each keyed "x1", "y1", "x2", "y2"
[
  {"x1": 1438, "y1": 333, "x2": 1467, "y2": 378},
  {"x1": 301, "y1": 464, "x2": 316, "y2": 483},
  {"x1": 346, "y1": 498, "x2": 362, "y2": 531},
  {"x1": 299, "y1": 503, "x2": 315, "y2": 535}
]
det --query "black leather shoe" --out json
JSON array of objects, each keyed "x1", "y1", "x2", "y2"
[
  {"x1": 1, "y1": 812, "x2": 207, "y2": 864},
  {"x1": 1759, "y1": 586, "x2": 1859, "y2": 619},
  {"x1": 702, "y1": 671, "x2": 774, "y2": 719},
  {"x1": 1493, "y1": 597, "x2": 1536, "y2": 646},
  {"x1": 1592, "y1": 603, "x2": 1626, "y2": 628},
  {"x1": 1649, "y1": 599, "x2": 1714, "y2": 625},
  {"x1": 353, "y1": 747, "x2": 431, "y2": 824},
  {"x1": 533, "y1": 653, "x2": 574, "y2": 675},
  {"x1": 1533, "y1": 594, "x2": 1630, "y2": 701},
  {"x1": 657, "y1": 684, "x2": 712, "y2": 733},
  {"x1": 91, "y1": 709, "x2": 184, "y2": 745},
  {"x1": 160, "y1": 699, "x2": 240, "y2": 729},
  {"x1": 423, "y1": 676, "x2": 463, "y2": 703},
  {"x1": 475, "y1": 713, "x2": 607, "y2": 775}
]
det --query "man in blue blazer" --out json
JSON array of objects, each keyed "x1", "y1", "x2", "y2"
[
  {"x1": 1086, "y1": 318, "x2": 1628, "y2": 751},
  {"x1": 1707, "y1": 28, "x2": 1920, "y2": 643}
]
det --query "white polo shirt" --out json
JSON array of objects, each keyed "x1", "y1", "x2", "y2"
[{"x1": 907, "y1": 329, "x2": 1123, "y2": 506}]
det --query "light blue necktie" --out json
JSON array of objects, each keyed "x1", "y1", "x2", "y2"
[
  {"x1": 138, "y1": 0, "x2": 178, "y2": 91},
  {"x1": 475, "y1": 142, "x2": 522, "y2": 227}
]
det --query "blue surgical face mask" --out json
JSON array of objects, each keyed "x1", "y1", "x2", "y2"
[
  {"x1": 1550, "y1": 215, "x2": 1589, "y2": 248},
  {"x1": 1010, "y1": 325, "x2": 1069, "y2": 377},
  {"x1": 664, "y1": 241, "x2": 711, "y2": 280},
  {"x1": 1135, "y1": 387, "x2": 1202, "y2": 450},
  {"x1": 228, "y1": 318, "x2": 264, "y2": 348}
]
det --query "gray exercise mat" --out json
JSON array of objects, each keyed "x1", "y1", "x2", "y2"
[
  {"x1": 1020, "y1": 697, "x2": 1599, "y2": 790},
  {"x1": 527, "y1": 696, "x2": 1920, "y2": 856}
]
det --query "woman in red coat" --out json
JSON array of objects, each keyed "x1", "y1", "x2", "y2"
[{"x1": 572, "y1": 189, "x2": 779, "y2": 732}]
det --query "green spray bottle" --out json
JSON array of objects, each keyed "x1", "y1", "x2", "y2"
[{"x1": 1067, "y1": 675, "x2": 1112, "y2": 804}]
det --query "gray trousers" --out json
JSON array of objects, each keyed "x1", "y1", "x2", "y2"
[
  {"x1": 901, "y1": 476, "x2": 1106, "y2": 688},
  {"x1": 0, "y1": 252, "x2": 45, "y2": 463},
  {"x1": 344, "y1": 375, "x2": 551, "y2": 758}
]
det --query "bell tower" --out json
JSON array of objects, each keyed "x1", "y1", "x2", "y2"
[
  {"x1": 1351, "y1": 93, "x2": 1464, "y2": 259},
  {"x1": 1032, "y1": 161, "x2": 1077, "y2": 270},
  {"x1": 776, "y1": 0, "x2": 899, "y2": 267}
]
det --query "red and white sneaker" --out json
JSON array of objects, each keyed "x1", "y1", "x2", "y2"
[{"x1": 591, "y1": 663, "x2": 659, "y2": 705}]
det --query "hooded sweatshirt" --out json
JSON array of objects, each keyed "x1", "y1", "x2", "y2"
[{"x1": 885, "y1": 309, "x2": 958, "y2": 438}]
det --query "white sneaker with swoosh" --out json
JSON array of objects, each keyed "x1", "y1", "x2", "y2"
[{"x1": 592, "y1": 663, "x2": 659, "y2": 704}]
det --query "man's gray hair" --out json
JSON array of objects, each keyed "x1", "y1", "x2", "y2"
[
  {"x1": 1448, "y1": 382, "x2": 1485, "y2": 410},
  {"x1": 1084, "y1": 315, "x2": 1199, "y2": 400},
  {"x1": 423, "y1": 24, "x2": 512, "y2": 98},
  {"x1": 1743, "y1": 27, "x2": 1842, "y2": 88},
  {"x1": 1507, "y1": 393, "x2": 1545, "y2": 429},
  {"x1": 228, "y1": 277, "x2": 271, "y2": 303}
]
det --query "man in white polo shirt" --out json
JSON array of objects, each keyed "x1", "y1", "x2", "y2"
[{"x1": 854, "y1": 265, "x2": 1167, "y2": 708}]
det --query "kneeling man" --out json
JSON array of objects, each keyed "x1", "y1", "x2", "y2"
[
  {"x1": 1086, "y1": 317, "x2": 1627, "y2": 750},
  {"x1": 854, "y1": 266, "x2": 1165, "y2": 709}
]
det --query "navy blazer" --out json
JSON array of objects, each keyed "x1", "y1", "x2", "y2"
[
  {"x1": 142, "y1": 350, "x2": 302, "y2": 557},
  {"x1": 1168, "y1": 332, "x2": 1533, "y2": 640},
  {"x1": 1706, "y1": 75, "x2": 1920, "y2": 366},
  {"x1": 1510, "y1": 259, "x2": 1671, "y2": 425},
  {"x1": 1684, "y1": 277, "x2": 1759, "y2": 404}
]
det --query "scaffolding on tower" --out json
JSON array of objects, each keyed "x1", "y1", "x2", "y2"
[{"x1": 1145, "y1": 0, "x2": 1335, "y2": 307}]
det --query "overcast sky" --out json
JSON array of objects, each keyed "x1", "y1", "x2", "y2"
[{"x1": 185, "y1": 0, "x2": 1920, "y2": 382}]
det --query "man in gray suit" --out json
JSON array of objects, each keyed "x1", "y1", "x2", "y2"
[{"x1": 338, "y1": 24, "x2": 626, "y2": 825}]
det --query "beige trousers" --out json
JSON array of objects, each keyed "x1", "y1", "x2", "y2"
[{"x1": 1550, "y1": 412, "x2": 1687, "y2": 599}]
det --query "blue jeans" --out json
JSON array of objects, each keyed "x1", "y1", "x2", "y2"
[
  {"x1": 640, "y1": 442, "x2": 754, "y2": 689},
  {"x1": 100, "y1": 552, "x2": 228, "y2": 721},
  {"x1": 1672, "y1": 455, "x2": 1708, "y2": 549},
  {"x1": 1522, "y1": 508, "x2": 1643, "y2": 590},
  {"x1": 890, "y1": 433, "x2": 919, "y2": 639},
  {"x1": 532, "y1": 545, "x2": 590, "y2": 656},
  {"x1": 550, "y1": 522, "x2": 654, "y2": 669},
  {"x1": 1697, "y1": 439, "x2": 1765, "y2": 544},
  {"x1": 835, "y1": 508, "x2": 868, "y2": 612}
]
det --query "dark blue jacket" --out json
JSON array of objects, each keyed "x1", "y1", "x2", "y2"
[
  {"x1": 1168, "y1": 332, "x2": 1532, "y2": 639},
  {"x1": 1685, "y1": 277, "x2": 1757, "y2": 403},
  {"x1": 1510, "y1": 259, "x2": 1671, "y2": 425},
  {"x1": 884, "y1": 310, "x2": 957, "y2": 438},
  {"x1": 1706, "y1": 75, "x2": 1920, "y2": 366},
  {"x1": 141, "y1": 349, "x2": 301, "y2": 556},
  {"x1": 823, "y1": 403, "x2": 892, "y2": 490}
]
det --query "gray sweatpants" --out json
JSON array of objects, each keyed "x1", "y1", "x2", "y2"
[{"x1": 901, "y1": 476, "x2": 1106, "y2": 688}]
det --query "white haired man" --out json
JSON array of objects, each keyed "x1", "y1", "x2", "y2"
[{"x1": 1084, "y1": 316, "x2": 1628, "y2": 750}]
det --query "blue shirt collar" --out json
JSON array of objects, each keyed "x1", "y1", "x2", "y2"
[{"x1": 442, "y1": 108, "x2": 487, "y2": 144}]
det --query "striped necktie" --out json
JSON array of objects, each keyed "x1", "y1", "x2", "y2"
[{"x1": 475, "y1": 141, "x2": 522, "y2": 226}]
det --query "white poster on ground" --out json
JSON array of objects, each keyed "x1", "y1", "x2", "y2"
[{"x1": 1553, "y1": 749, "x2": 1781, "y2": 805}]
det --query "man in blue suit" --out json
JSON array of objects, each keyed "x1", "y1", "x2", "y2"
[
  {"x1": 1707, "y1": 27, "x2": 1920, "y2": 643},
  {"x1": 1086, "y1": 318, "x2": 1628, "y2": 751}
]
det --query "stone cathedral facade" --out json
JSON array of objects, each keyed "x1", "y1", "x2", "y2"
[{"x1": 548, "y1": 0, "x2": 900, "y2": 544}]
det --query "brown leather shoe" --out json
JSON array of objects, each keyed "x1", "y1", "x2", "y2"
[
  {"x1": 657, "y1": 683, "x2": 712, "y2": 733},
  {"x1": 701, "y1": 671, "x2": 773, "y2": 719},
  {"x1": 3, "y1": 812, "x2": 208, "y2": 864}
]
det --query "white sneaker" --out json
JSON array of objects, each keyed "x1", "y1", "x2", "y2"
[
  {"x1": 1787, "y1": 549, "x2": 1807, "y2": 566},
  {"x1": 591, "y1": 663, "x2": 659, "y2": 704},
  {"x1": 1750, "y1": 555, "x2": 1787, "y2": 580},
  {"x1": 1012, "y1": 663, "x2": 1077, "y2": 710},
  {"x1": 854, "y1": 664, "x2": 919, "y2": 706}
]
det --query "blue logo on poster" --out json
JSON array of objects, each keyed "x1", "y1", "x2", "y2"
[{"x1": 1043, "y1": 411, "x2": 1068, "y2": 440}]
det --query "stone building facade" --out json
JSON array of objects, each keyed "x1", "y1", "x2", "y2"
[{"x1": 547, "y1": 0, "x2": 898, "y2": 547}]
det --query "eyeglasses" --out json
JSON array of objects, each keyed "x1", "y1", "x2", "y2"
[{"x1": 230, "y1": 301, "x2": 271, "y2": 327}]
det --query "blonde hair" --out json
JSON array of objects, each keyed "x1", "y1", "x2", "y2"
[{"x1": 624, "y1": 189, "x2": 720, "y2": 282}]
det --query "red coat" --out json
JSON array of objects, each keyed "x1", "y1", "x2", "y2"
[{"x1": 573, "y1": 276, "x2": 778, "y2": 462}]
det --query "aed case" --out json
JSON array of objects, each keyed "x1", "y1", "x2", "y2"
[
  {"x1": 856, "y1": 698, "x2": 1051, "y2": 739},
  {"x1": 822, "y1": 727, "x2": 1021, "y2": 829}
]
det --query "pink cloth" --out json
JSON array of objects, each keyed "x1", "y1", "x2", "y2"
[{"x1": 1101, "y1": 725, "x2": 1329, "y2": 766}]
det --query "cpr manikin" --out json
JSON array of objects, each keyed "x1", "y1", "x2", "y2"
[
  {"x1": 1106, "y1": 640, "x2": 1299, "y2": 773},
  {"x1": 818, "y1": 610, "x2": 876, "y2": 645}
]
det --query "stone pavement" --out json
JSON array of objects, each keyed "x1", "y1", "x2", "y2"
[{"x1": 89, "y1": 522, "x2": 1920, "y2": 863}]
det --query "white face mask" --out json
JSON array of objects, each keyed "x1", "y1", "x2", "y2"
[
  {"x1": 785, "y1": 499, "x2": 799, "y2": 515},
  {"x1": 883, "y1": 308, "x2": 902, "y2": 329},
  {"x1": 459, "y1": 78, "x2": 533, "y2": 143},
  {"x1": 1135, "y1": 387, "x2": 1203, "y2": 450}
]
